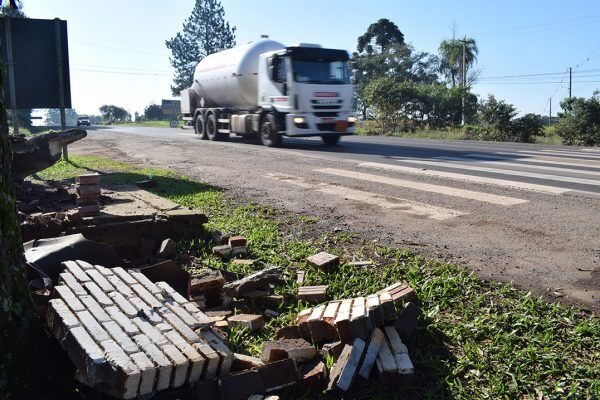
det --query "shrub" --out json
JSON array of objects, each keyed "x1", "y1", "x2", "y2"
[
  {"x1": 555, "y1": 93, "x2": 600, "y2": 146},
  {"x1": 510, "y1": 113, "x2": 544, "y2": 143}
]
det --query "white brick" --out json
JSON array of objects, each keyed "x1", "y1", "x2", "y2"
[
  {"x1": 130, "y1": 271, "x2": 161, "y2": 295},
  {"x1": 62, "y1": 260, "x2": 91, "y2": 282},
  {"x1": 75, "y1": 260, "x2": 95, "y2": 270},
  {"x1": 79, "y1": 295, "x2": 111, "y2": 323},
  {"x1": 105, "y1": 306, "x2": 139, "y2": 336},
  {"x1": 112, "y1": 267, "x2": 138, "y2": 285},
  {"x1": 94, "y1": 264, "x2": 115, "y2": 276},
  {"x1": 83, "y1": 281, "x2": 113, "y2": 307},
  {"x1": 133, "y1": 334, "x2": 172, "y2": 392},
  {"x1": 201, "y1": 330, "x2": 233, "y2": 376},
  {"x1": 161, "y1": 344, "x2": 189, "y2": 388},
  {"x1": 182, "y1": 302, "x2": 213, "y2": 327},
  {"x1": 160, "y1": 310, "x2": 200, "y2": 344},
  {"x1": 59, "y1": 272, "x2": 87, "y2": 296},
  {"x1": 100, "y1": 339, "x2": 141, "y2": 399},
  {"x1": 67, "y1": 326, "x2": 106, "y2": 380},
  {"x1": 106, "y1": 274, "x2": 135, "y2": 298},
  {"x1": 193, "y1": 342, "x2": 219, "y2": 379},
  {"x1": 86, "y1": 269, "x2": 115, "y2": 293},
  {"x1": 129, "y1": 297, "x2": 163, "y2": 325},
  {"x1": 132, "y1": 317, "x2": 168, "y2": 346},
  {"x1": 130, "y1": 352, "x2": 156, "y2": 396},
  {"x1": 165, "y1": 300, "x2": 200, "y2": 328},
  {"x1": 47, "y1": 298, "x2": 80, "y2": 341},
  {"x1": 164, "y1": 330, "x2": 205, "y2": 384},
  {"x1": 156, "y1": 323, "x2": 173, "y2": 333},
  {"x1": 77, "y1": 310, "x2": 111, "y2": 344},
  {"x1": 54, "y1": 285, "x2": 85, "y2": 312},
  {"x1": 131, "y1": 284, "x2": 162, "y2": 308},
  {"x1": 108, "y1": 292, "x2": 138, "y2": 318},
  {"x1": 103, "y1": 321, "x2": 139, "y2": 354},
  {"x1": 156, "y1": 282, "x2": 188, "y2": 304}
]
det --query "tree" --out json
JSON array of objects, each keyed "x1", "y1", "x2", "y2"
[
  {"x1": 165, "y1": 0, "x2": 236, "y2": 95},
  {"x1": 555, "y1": 93, "x2": 600, "y2": 146},
  {"x1": 478, "y1": 95, "x2": 517, "y2": 132},
  {"x1": 45, "y1": 108, "x2": 78, "y2": 126},
  {"x1": 99, "y1": 105, "x2": 130, "y2": 124},
  {"x1": 511, "y1": 113, "x2": 544, "y2": 143},
  {"x1": 439, "y1": 37, "x2": 478, "y2": 88},
  {"x1": 144, "y1": 103, "x2": 164, "y2": 120}
]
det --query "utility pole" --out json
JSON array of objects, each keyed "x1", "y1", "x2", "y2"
[
  {"x1": 460, "y1": 37, "x2": 467, "y2": 126},
  {"x1": 548, "y1": 97, "x2": 552, "y2": 127},
  {"x1": 569, "y1": 67, "x2": 572, "y2": 99}
]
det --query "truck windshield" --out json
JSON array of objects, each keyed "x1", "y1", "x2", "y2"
[{"x1": 292, "y1": 59, "x2": 350, "y2": 84}]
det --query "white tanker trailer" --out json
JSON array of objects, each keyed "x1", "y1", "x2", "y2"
[{"x1": 180, "y1": 38, "x2": 356, "y2": 146}]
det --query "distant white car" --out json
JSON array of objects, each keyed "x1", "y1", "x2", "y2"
[{"x1": 77, "y1": 116, "x2": 91, "y2": 127}]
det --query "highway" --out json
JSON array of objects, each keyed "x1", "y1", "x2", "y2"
[{"x1": 73, "y1": 126, "x2": 600, "y2": 309}]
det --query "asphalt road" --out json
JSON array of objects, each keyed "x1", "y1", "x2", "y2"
[{"x1": 73, "y1": 126, "x2": 600, "y2": 309}]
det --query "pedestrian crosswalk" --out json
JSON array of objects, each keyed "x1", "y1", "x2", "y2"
[{"x1": 265, "y1": 147, "x2": 600, "y2": 221}]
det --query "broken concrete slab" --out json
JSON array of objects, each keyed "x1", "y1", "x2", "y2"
[
  {"x1": 307, "y1": 251, "x2": 339, "y2": 270},
  {"x1": 260, "y1": 338, "x2": 317, "y2": 364}
]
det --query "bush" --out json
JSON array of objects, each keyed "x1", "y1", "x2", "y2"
[
  {"x1": 555, "y1": 93, "x2": 600, "y2": 146},
  {"x1": 510, "y1": 113, "x2": 544, "y2": 143}
]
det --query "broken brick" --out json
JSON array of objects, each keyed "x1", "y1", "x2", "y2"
[
  {"x1": 261, "y1": 338, "x2": 316, "y2": 364},
  {"x1": 298, "y1": 285, "x2": 328, "y2": 304},
  {"x1": 227, "y1": 314, "x2": 264, "y2": 331},
  {"x1": 228, "y1": 235, "x2": 247, "y2": 247},
  {"x1": 394, "y1": 302, "x2": 419, "y2": 339},
  {"x1": 257, "y1": 358, "x2": 299, "y2": 392},
  {"x1": 212, "y1": 245, "x2": 232, "y2": 257},
  {"x1": 276, "y1": 325, "x2": 303, "y2": 340},
  {"x1": 218, "y1": 369, "x2": 264, "y2": 400},
  {"x1": 307, "y1": 251, "x2": 339, "y2": 270}
]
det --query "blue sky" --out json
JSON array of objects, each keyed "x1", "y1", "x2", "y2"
[{"x1": 24, "y1": 0, "x2": 600, "y2": 118}]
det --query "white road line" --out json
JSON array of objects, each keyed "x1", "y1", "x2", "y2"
[
  {"x1": 265, "y1": 173, "x2": 466, "y2": 220},
  {"x1": 315, "y1": 168, "x2": 528, "y2": 206},
  {"x1": 461, "y1": 153, "x2": 600, "y2": 169},
  {"x1": 436, "y1": 156, "x2": 600, "y2": 177},
  {"x1": 517, "y1": 150, "x2": 600, "y2": 160},
  {"x1": 358, "y1": 162, "x2": 571, "y2": 194},
  {"x1": 392, "y1": 159, "x2": 600, "y2": 187}
]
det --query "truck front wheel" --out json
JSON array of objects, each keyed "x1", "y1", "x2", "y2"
[
  {"x1": 195, "y1": 114, "x2": 207, "y2": 139},
  {"x1": 321, "y1": 134, "x2": 340, "y2": 146},
  {"x1": 259, "y1": 114, "x2": 282, "y2": 147}
]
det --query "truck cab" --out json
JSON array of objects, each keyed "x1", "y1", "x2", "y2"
[{"x1": 257, "y1": 45, "x2": 356, "y2": 145}]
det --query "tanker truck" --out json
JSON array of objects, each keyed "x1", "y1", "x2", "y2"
[{"x1": 180, "y1": 38, "x2": 356, "y2": 146}]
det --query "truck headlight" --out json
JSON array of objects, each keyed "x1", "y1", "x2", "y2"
[
  {"x1": 293, "y1": 117, "x2": 306, "y2": 124},
  {"x1": 347, "y1": 116, "x2": 357, "y2": 123}
]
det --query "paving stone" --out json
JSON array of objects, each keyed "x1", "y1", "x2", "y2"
[
  {"x1": 358, "y1": 327, "x2": 384, "y2": 379},
  {"x1": 83, "y1": 281, "x2": 113, "y2": 307},
  {"x1": 227, "y1": 313, "x2": 264, "y2": 331},
  {"x1": 332, "y1": 338, "x2": 366, "y2": 392},
  {"x1": 129, "y1": 270, "x2": 162, "y2": 296},
  {"x1": 307, "y1": 251, "x2": 339, "y2": 270},
  {"x1": 130, "y1": 351, "x2": 156, "y2": 396},
  {"x1": 86, "y1": 269, "x2": 116, "y2": 293},
  {"x1": 105, "y1": 306, "x2": 139, "y2": 336},
  {"x1": 132, "y1": 283, "x2": 163, "y2": 308},
  {"x1": 100, "y1": 339, "x2": 141, "y2": 399},
  {"x1": 261, "y1": 338, "x2": 317, "y2": 364},
  {"x1": 164, "y1": 330, "x2": 205, "y2": 384},
  {"x1": 257, "y1": 358, "x2": 299, "y2": 392},
  {"x1": 161, "y1": 343, "x2": 190, "y2": 388},
  {"x1": 62, "y1": 260, "x2": 91, "y2": 283},
  {"x1": 132, "y1": 317, "x2": 168, "y2": 346},
  {"x1": 112, "y1": 267, "x2": 138, "y2": 286},
  {"x1": 59, "y1": 272, "x2": 87, "y2": 296},
  {"x1": 201, "y1": 330, "x2": 233, "y2": 376},
  {"x1": 54, "y1": 285, "x2": 85, "y2": 312},
  {"x1": 133, "y1": 334, "x2": 172, "y2": 391},
  {"x1": 79, "y1": 295, "x2": 111, "y2": 323},
  {"x1": 106, "y1": 274, "x2": 135, "y2": 298},
  {"x1": 77, "y1": 310, "x2": 111, "y2": 344},
  {"x1": 103, "y1": 321, "x2": 139, "y2": 354}
]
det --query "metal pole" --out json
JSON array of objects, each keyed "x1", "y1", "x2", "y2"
[
  {"x1": 5, "y1": 18, "x2": 19, "y2": 135},
  {"x1": 54, "y1": 19, "x2": 68, "y2": 160},
  {"x1": 569, "y1": 67, "x2": 572, "y2": 99}
]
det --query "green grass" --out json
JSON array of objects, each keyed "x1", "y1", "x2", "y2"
[
  {"x1": 115, "y1": 120, "x2": 183, "y2": 128},
  {"x1": 37, "y1": 155, "x2": 600, "y2": 399}
]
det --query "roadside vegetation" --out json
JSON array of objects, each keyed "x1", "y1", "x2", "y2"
[{"x1": 35, "y1": 155, "x2": 600, "y2": 399}]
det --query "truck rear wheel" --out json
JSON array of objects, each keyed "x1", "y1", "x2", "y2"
[
  {"x1": 321, "y1": 134, "x2": 340, "y2": 146},
  {"x1": 259, "y1": 114, "x2": 282, "y2": 147},
  {"x1": 195, "y1": 114, "x2": 207, "y2": 139}
]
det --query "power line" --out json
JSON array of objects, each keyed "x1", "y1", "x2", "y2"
[
  {"x1": 71, "y1": 68, "x2": 171, "y2": 76},
  {"x1": 70, "y1": 33, "x2": 165, "y2": 51},
  {"x1": 479, "y1": 68, "x2": 600, "y2": 80}
]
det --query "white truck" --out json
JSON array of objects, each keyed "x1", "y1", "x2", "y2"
[{"x1": 180, "y1": 38, "x2": 356, "y2": 146}]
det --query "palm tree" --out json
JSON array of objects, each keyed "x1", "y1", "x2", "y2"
[{"x1": 439, "y1": 37, "x2": 478, "y2": 87}]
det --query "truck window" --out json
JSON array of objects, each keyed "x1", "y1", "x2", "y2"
[
  {"x1": 271, "y1": 56, "x2": 287, "y2": 83},
  {"x1": 292, "y1": 60, "x2": 350, "y2": 84}
]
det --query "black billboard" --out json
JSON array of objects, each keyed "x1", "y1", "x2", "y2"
[{"x1": 0, "y1": 17, "x2": 71, "y2": 109}]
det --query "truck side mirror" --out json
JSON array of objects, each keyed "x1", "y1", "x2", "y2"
[{"x1": 269, "y1": 65, "x2": 277, "y2": 81}]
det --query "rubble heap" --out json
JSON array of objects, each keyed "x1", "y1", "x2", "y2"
[{"x1": 47, "y1": 260, "x2": 232, "y2": 399}]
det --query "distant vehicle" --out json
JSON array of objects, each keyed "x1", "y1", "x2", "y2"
[
  {"x1": 180, "y1": 39, "x2": 356, "y2": 147},
  {"x1": 77, "y1": 115, "x2": 91, "y2": 127}
]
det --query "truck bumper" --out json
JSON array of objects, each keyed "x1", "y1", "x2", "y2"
[{"x1": 283, "y1": 113, "x2": 355, "y2": 137}]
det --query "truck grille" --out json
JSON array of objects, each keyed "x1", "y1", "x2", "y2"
[
  {"x1": 314, "y1": 112, "x2": 339, "y2": 117},
  {"x1": 316, "y1": 123, "x2": 336, "y2": 131}
]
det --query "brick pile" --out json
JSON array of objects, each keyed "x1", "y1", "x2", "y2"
[
  {"x1": 47, "y1": 260, "x2": 232, "y2": 399},
  {"x1": 76, "y1": 173, "x2": 101, "y2": 216}
]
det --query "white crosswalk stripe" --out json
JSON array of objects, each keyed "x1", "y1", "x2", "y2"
[
  {"x1": 390, "y1": 159, "x2": 600, "y2": 187},
  {"x1": 434, "y1": 156, "x2": 600, "y2": 177},
  {"x1": 264, "y1": 172, "x2": 467, "y2": 220},
  {"x1": 314, "y1": 168, "x2": 528, "y2": 206},
  {"x1": 459, "y1": 153, "x2": 600, "y2": 169},
  {"x1": 358, "y1": 162, "x2": 571, "y2": 194},
  {"x1": 517, "y1": 149, "x2": 600, "y2": 160}
]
